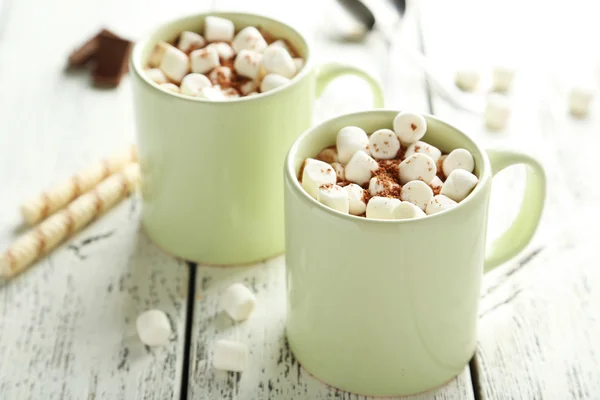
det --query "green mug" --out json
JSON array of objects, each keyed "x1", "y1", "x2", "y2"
[
  {"x1": 130, "y1": 12, "x2": 383, "y2": 264},
  {"x1": 284, "y1": 110, "x2": 546, "y2": 396}
]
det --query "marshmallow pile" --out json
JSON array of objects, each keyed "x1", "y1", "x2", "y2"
[
  {"x1": 144, "y1": 16, "x2": 305, "y2": 100},
  {"x1": 300, "y1": 111, "x2": 479, "y2": 220}
]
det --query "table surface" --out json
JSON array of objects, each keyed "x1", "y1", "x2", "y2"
[{"x1": 1, "y1": 0, "x2": 599, "y2": 399}]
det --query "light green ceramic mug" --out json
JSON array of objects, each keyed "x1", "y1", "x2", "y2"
[
  {"x1": 130, "y1": 13, "x2": 383, "y2": 264},
  {"x1": 284, "y1": 110, "x2": 546, "y2": 396}
]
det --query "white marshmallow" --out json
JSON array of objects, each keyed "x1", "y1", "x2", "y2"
[
  {"x1": 569, "y1": 85, "x2": 594, "y2": 117},
  {"x1": 316, "y1": 148, "x2": 338, "y2": 164},
  {"x1": 209, "y1": 66, "x2": 233, "y2": 85},
  {"x1": 136, "y1": 309, "x2": 172, "y2": 347},
  {"x1": 293, "y1": 58, "x2": 304, "y2": 73},
  {"x1": 400, "y1": 180, "x2": 434, "y2": 211},
  {"x1": 180, "y1": 73, "x2": 212, "y2": 97},
  {"x1": 232, "y1": 26, "x2": 267, "y2": 53},
  {"x1": 331, "y1": 162, "x2": 345, "y2": 181},
  {"x1": 369, "y1": 129, "x2": 400, "y2": 160},
  {"x1": 246, "y1": 92, "x2": 258, "y2": 96},
  {"x1": 454, "y1": 69, "x2": 480, "y2": 91},
  {"x1": 190, "y1": 47, "x2": 220, "y2": 74},
  {"x1": 317, "y1": 184, "x2": 350, "y2": 213},
  {"x1": 260, "y1": 46, "x2": 296, "y2": 79},
  {"x1": 234, "y1": 49, "x2": 263, "y2": 80},
  {"x1": 426, "y1": 195, "x2": 458, "y2": 215},
  {"x1": 301, "y1": 158, "x2": 337, "y2": 199},
  {"x1": 260, "y1": 73, "x2": 290, "y2": 92},
  {"x1": 148, "y1": 41, "x2": 169, "y2": 68},
  {"x1": 220, "y1": 283, "x2": 256, "y2": 321},
  {"x1": 443, "y1": 148, "x2": 475, "y2": 177},
  {"x1": 393, "y1": 112, "x2": 427, "y2": 144},
  {"x1": 491, "y1": 66, "x2": 515, "y2": 92},
  {"x1": 268, "y1": 39, "x2": 292, "y2": 53},
  {"x1": 177, "y1": 31, "x2": 206, "y2": 53},
  {"x1": 198, "y1": 86, "x2": 227, "y2": 101},
  {"x1": 398, "y1": 153, "x2": 436, "y2": 184},
  {"x1": 404, "y1": 141, "x2": 441, "y2": 163},
  {"x1": 213, "y1": 340, "x2": 248, "y2": 372},
  {"x1": 366, "y1": 196, "x2": 401, "y2": 220},
  {"x1": 159, "y1": 46, "x2": 190, "y2": 84},
  {"x1": 484, "y1": 93, "x2": 511, "y2": 130},
  {"x1": 336, "y1": 126, "x2": 370, "y2": 164},
  {"x1": 206, "y1": 42, "x2": 236, "y2": 60},
  {"x1": 429, "y1": 176, "x2": 444, "y2": 190},
  {"x1": 345, "y1": 151, "x2": 379, "y2": 185},
  {"x1": 369, "y1": 176, "x2": 400, "y2": 196},
  {"x1": 146, "y1": 68, "x2": 167, "y2": 84},
  {"x1": 204, "y1": 16, "x2": 235, "y2": 42},
  {"x1": 159, "y1": 83, "x2": 180, "y2": 94},
  {"x1": 393, "y1": 201, "x2": 426, "y2": 220},
  {"x1": 222, "y1": 87, "x2": 240, "y2": 99},
  {"x1": 440, "y1": 169, "x2": 478, "y2": 202},
  {"x1": 344, "y1": 184, "x2": 367, "y2": 215},
  {"x1": 239, "y1": 80, "x2": 258, "y2": 95}
]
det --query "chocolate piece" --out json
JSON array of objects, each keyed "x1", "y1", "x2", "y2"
[
  {"x1": 92, "y1": 32, "x2": 132, "y2": 88},
  {"x1": 68, "y1": 29, "x2": 119, "y2": 68}
]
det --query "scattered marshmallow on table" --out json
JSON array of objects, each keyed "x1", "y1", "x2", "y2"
[
  {"x1": 369, "y1": 176, "x2": 400, "y2": 196},
  {"x1": 484, "y1": 93, "x2": 511, "y2": 130},
  {"x1": 393, "y1": 201, "x2": 426, "y2": 220},
  {"x1": 400, "y1": 180, "x2": 434, "y2": 211},
  {"x1": 366, "y1": 197, "x2": 401, "y2": 220},
  {"x1": 136, "y1": 309, "x2": 172, "y2": 347},
  {"x1": 393, "y1": 112, "x2": 427, "y2": 144},
  {"x1": 331, "y1": 162, "x2": 345, "y2": 181},
  {"x1": 213, "y1": 340, "x2": 248, "y2": 372},
  {"x1": 569, "y1": 85, "x2": 594, "y2": 117},
  {"x1": 441, "y1": 169, "x2": 479, "y2": 202},
  {"x1": 426, "y1": 195, "x2": 457, "y2": 215},
  {"x1": 232, "y1": 26, "x2": 268, "y2": 53},
  {"x1": 190, "y1": 47, "x2": 220, "y2": 74},
  {"x1": 301, "y1": 158, "x2": 337, "y2": 199},
  {"x1": 146, "y1": 68, "x2": 167, "y2": 84},
  {"x1": 180, "y1": 73, "x2": 212, "y2": 96},
  {"x1": 336, "y1": 126, "x2": 370, "y2": 164},
  {"x1": 344, "y1": 184, "x2": 367, "y2": 215},
  {"x1": 234, "y1": 49, "x2": 262, "y2": 80},
  {"x1": 491, "y1": 66, "x2": 515, "y2": 92},
  {"x1": 261, "y1": 45, "x2": 296, "y2": 79},
  {"x1": 177, "y1": 31, "x2": 206, "y2": 53},
  {"x1": 159, "y1": 83, "x2": 180, "y2": 93},
  {"x1": 206, "y1": 42, "x2": 236, "y2": 60},
  {"x1": 398, "y1": 153, "x2": 437, "y2": 184},
  {"x1": 220, "y1": 283, "x2": 256, "y2": 321},
  {"x1": 442, "y1": 148, "x2": 475, "y2": 177},
  {"x1": 204, "y1": 16, "x2": 235, "y2": 42},
  {"x1": 369, "y1": 129, "x2": 400, "y2": 160},
  {"x1": 159, "y1": 45, "x2": 190, "y2": 83},
  {"x1": 261, "y1": 73, "x2": 290, "y2": 92},
  {"x1": 317, "y1": 184, "x2": 350, "y2": 213},
  {"x1": 454, "y1": 69, "x2": 480, "y2": 91},
  {"x1": 345, "y1": 151, "x2": 379, "y2": 185},
  {"x1": 404, "y1": 141, "x2": 441, "y2": 163}
]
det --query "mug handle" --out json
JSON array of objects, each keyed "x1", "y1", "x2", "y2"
[
  {"x1": 484, "y1": 149, "x2": 547, "y2": 272},
  {"x1": 315, "y1": 63, "x2": 384, "y2": 107}
]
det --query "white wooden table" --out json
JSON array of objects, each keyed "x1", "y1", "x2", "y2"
[{"x1": 1, "y1": 0, "x2": 599, "y2": 398}]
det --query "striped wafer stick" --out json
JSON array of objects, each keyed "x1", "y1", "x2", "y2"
[
  {"x1": 20, "y1": 145, "x2": 138, "y2": 225},
  {"x1": 1, "y1": 164, "x2": 140, "y2": 279}
]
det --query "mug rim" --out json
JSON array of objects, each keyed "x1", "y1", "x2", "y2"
[
  {"x1": 130, "y1": 11, "x2": 312, "y2": 104},
  {"x1": 285, "y1": 109, "x2": 492, "y2": 224}
]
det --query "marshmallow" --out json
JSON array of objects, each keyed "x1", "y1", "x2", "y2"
[
  {"x1": 301, "y1": 158, "x2": 337, "y2": 199},
  {"x1": 317, "y1": 184, "x2": 350, "y2": 213},
  {"x1": 159, "y1": 83, "x2": 181, "y2": 94},
  {"x1": 369, "y1": 176, "x2": 400, "y2": 196},
  {"x1": 484, "y1": 93, "x2": 511, "y2": 130},
  {"x1": 404, "y1": 140, "x2": 441, "y2": 163},
  {"x1": 393, "y1": 201, "x2": 426, "y2": 220},
  {"x1": 177, "y1": 31, "x2": 206, "y2": 53},
  {"x1": 239, "y1": 80, "x2": 258, "y2": 95},
  {"x1": 234, "y1": 50, "x2": 263, "y2": 80},
  {"x1": 393, "y1": 112, "x2": 427, "y2": 144},
  {"x1": 260, "y1": 46, "x2": 296, "y2": 79},
  {"x1": 331, "y1": 162, "x2": 345, "y2": 181},
  {"x1": 145, "y1": 68, "x2": 167, "y2": 84},
  {"x1": 344, "y1": 184, "x2": 367, "y2": 215},
  {"x1": 400, "y1": 180, "x2": 434, "y2": 211},
  {"x1": 222, "y1": 87, "x2": 240, "y2": 99},
  {"x1": 268, "y1": 39, "x2": 292, "y2": 53},
  {"x1": 442, "y1": 148, "x2": 475, "y2": 177},
  {"x1": 316, "y1": 148, "x2": 338, "y2": 164},
  {"x1": 440, "y1": 169, "x2": 478, "y2": 202},
  {"x1": 293, "y1": 58, "x2": 304, "y2": 73},
  {"x1": 180, "y1": 73, "x2": 212, "y2": 97},
  {"x1": 569, "y1": 85, "x2": 594, "y2": 117},
  {"x1": 491, "y1": 66, "x2": 515, "y2": 92},
  {"x1": 206, "y1": 42, "x2": 236, "y2": 60},
  {"x1": 336, "y1": 126, "x2": 370, "y2": 164},
  {"x1": 136, "y1": 309, "x2": 172, "y2": 347},
  {"x1": 190, "y1": 47, "x2": 220, "y2": 74},
  {"x1": 148, "y1": 41, "x2": 169, "y2": 68},
  {"x1": 213, "y1": 340, "x2": 248, "y2": 372},
  {"x1": 345, "y1": 151, "x2": 379, "y2": 185},
  {"x1": 198, "y1": 86, "x2": 227, "y2": 101},
  {"x1": 208, "y1": 66, "x2": 233, "y2": 86},
  {"x1": 429, "y1": 176, "x2": 444, "y2": 191},
  {"x1": 260, "y1": 73, "x2": 290, "y2": 92},
  {"x1": 232, "y1": 26, "x2": 268, "y2": 53},
  {"x1": 366, "y1": 196, "x2": 401, "y2": 220},
  {"x1": 398, "y1": 153, "x2": 436, "y2": 184},
  {"x1": 369, "y1": 129, "x2": 400, "y2": 160},
  {"x1": 454, "y1": 69, "x2": 480, "y2": 91},
  {"x1": 246, "y1": 92, "x2": 258, "y2": 96},
  {"x1": 204, "y1": 16, "x2": 235, "y2": 42},
  {"x1": 426, "y1": 195, "x2": 458, "y2": 215},
  {"x1": 159, "y1": 46, "x2": 190, "y2": 84},
  {"x1": 220, "y1": 283, "x2": 256, "y2": 321}
]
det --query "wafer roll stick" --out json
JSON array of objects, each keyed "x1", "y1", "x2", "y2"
[
  {"x1": 20, "y1": 145, "x2": 138, "y2": 225},
  {"x1": 1, "y1": 164, "x2": 140, "y2": 279}
]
